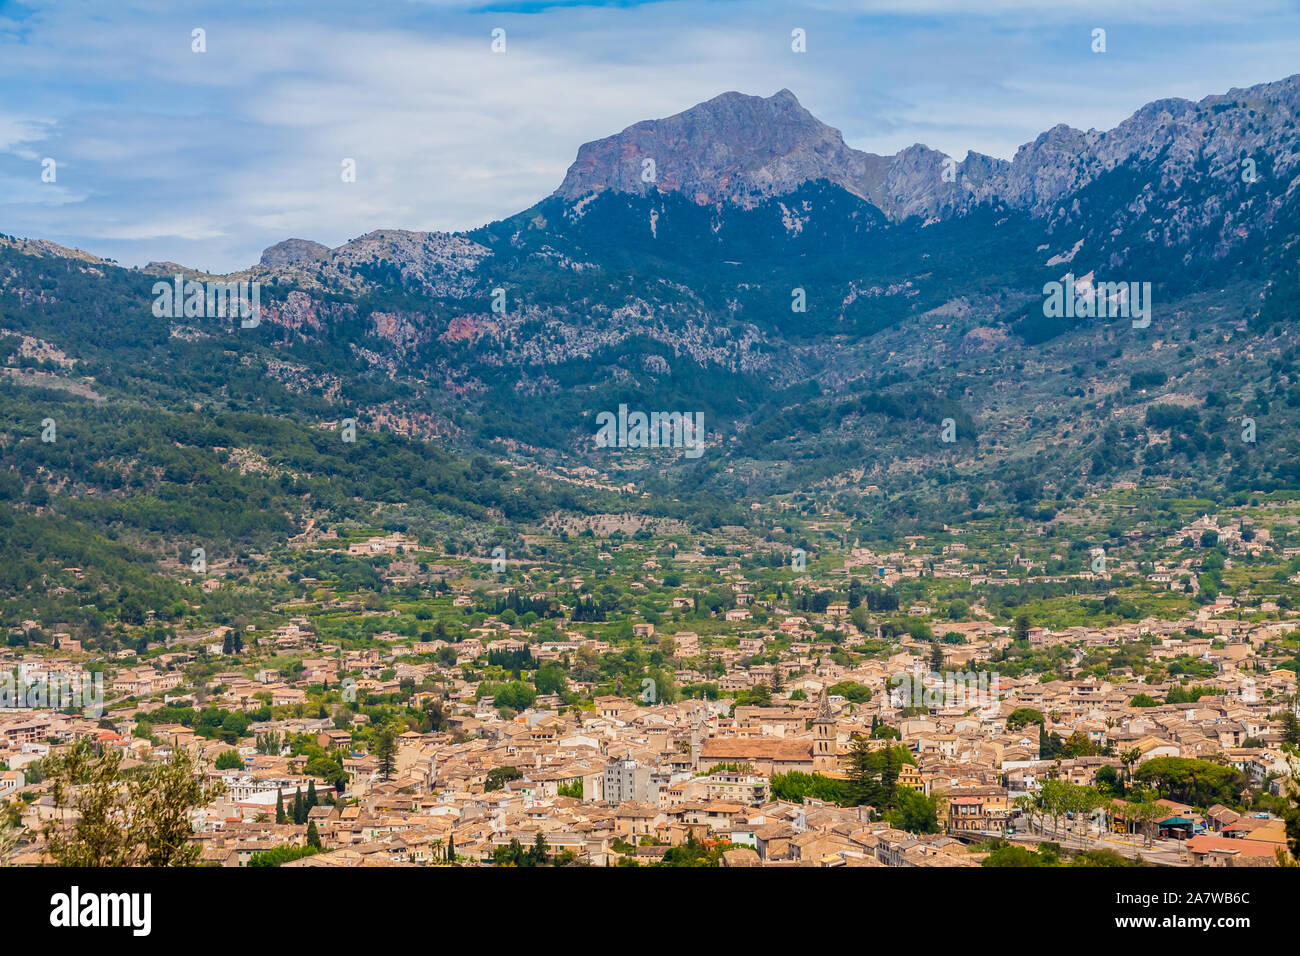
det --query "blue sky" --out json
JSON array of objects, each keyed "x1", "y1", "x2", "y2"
[{"x1": 2, "y1": 0, "x2": 1298, "y2": 272}]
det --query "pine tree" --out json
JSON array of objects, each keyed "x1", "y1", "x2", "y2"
[
  {"x1": 374, "y1": 724, "x2": 398, "y2": 781},
  {"x1": 1282, "y1": 710, "x2": 1300, "y2": 747},
  {"x1": 1013, "y1": 613, "x2": 1031, "y2": 643},
  {"x1": 1038, "y1": 724, "x2": 1063, "y2": 760},
  {"x1": 528, "y1": 831, "x2": 549, "y2": 866},
  {"x1": 845, "y1": 740, "x2": 912, "y2": 810}
]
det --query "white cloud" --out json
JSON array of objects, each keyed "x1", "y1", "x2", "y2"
[{"x1": 0, "y1": 115, "x2": 52, "y2": 153}]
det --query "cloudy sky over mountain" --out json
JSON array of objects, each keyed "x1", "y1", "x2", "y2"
[{"x1": 2, "y1": 0, "x2": 1298, "y2": 271}]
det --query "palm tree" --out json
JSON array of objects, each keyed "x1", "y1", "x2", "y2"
[{"x1": 1120, "y1": 747, "x2": 1142, "y2": 784}]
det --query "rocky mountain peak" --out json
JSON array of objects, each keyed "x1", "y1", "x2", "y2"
[
  {"x1": 554, "y1": 88, "x2": 882, "y2": 208},
  {"x1": 260, "y1": 238, "x2": 330, "y2": 268}
]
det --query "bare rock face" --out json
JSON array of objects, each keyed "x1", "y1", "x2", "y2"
[
  {"x1": 368, "y1": 310, "x2": 430, "y2": 351},
  {"x1": 258, "y1": 289, "x2": 321, "y2": 332},
  {"x1": 555, "y1": 90, "x2": 904, "y2": 209},
  {"x1": 554, "y1": 89, "x2": 967, "y2": 219},
  {"x1": 259, "y1": 238, "x2": 329, "y2": 268}
]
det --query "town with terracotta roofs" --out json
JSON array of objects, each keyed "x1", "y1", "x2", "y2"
[{"x1": 4, "y1": 498, "x2": 1299, "y2": 870}]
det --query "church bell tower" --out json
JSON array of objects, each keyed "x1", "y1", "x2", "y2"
[{"x1": 812, "y1": 691, "x2": 838, "y2": 773}]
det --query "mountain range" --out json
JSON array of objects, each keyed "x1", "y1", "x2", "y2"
[
  {"x1": 2, "y1": 73, "x2": 1300, "y2": 543},
  {"x1": 253, "y1": 71, "x2": 1300, "y2": 288},
  {"x1": 556, "y1": 77, "x2": 1300, "y2": 230}
]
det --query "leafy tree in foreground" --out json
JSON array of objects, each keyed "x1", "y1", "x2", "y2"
[
  {"x1": 0, "y1": 813, "x2": 16, "y2": 866},
  {"x1": 42, "y1": 744, "x2": 222, "y2": 866}
]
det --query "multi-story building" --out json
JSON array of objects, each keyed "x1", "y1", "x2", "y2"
[{"x1": 603, "y1": 756, "x2": 656, "y2": 804}]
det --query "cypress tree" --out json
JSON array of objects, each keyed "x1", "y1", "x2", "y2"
[{"x1": 275, "y1": 789, "x2": 286, "y2": 825}]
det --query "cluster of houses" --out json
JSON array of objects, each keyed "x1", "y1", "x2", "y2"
[{"x1": 3, "y1": 529, "x2": 1298, "y2": 867}]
